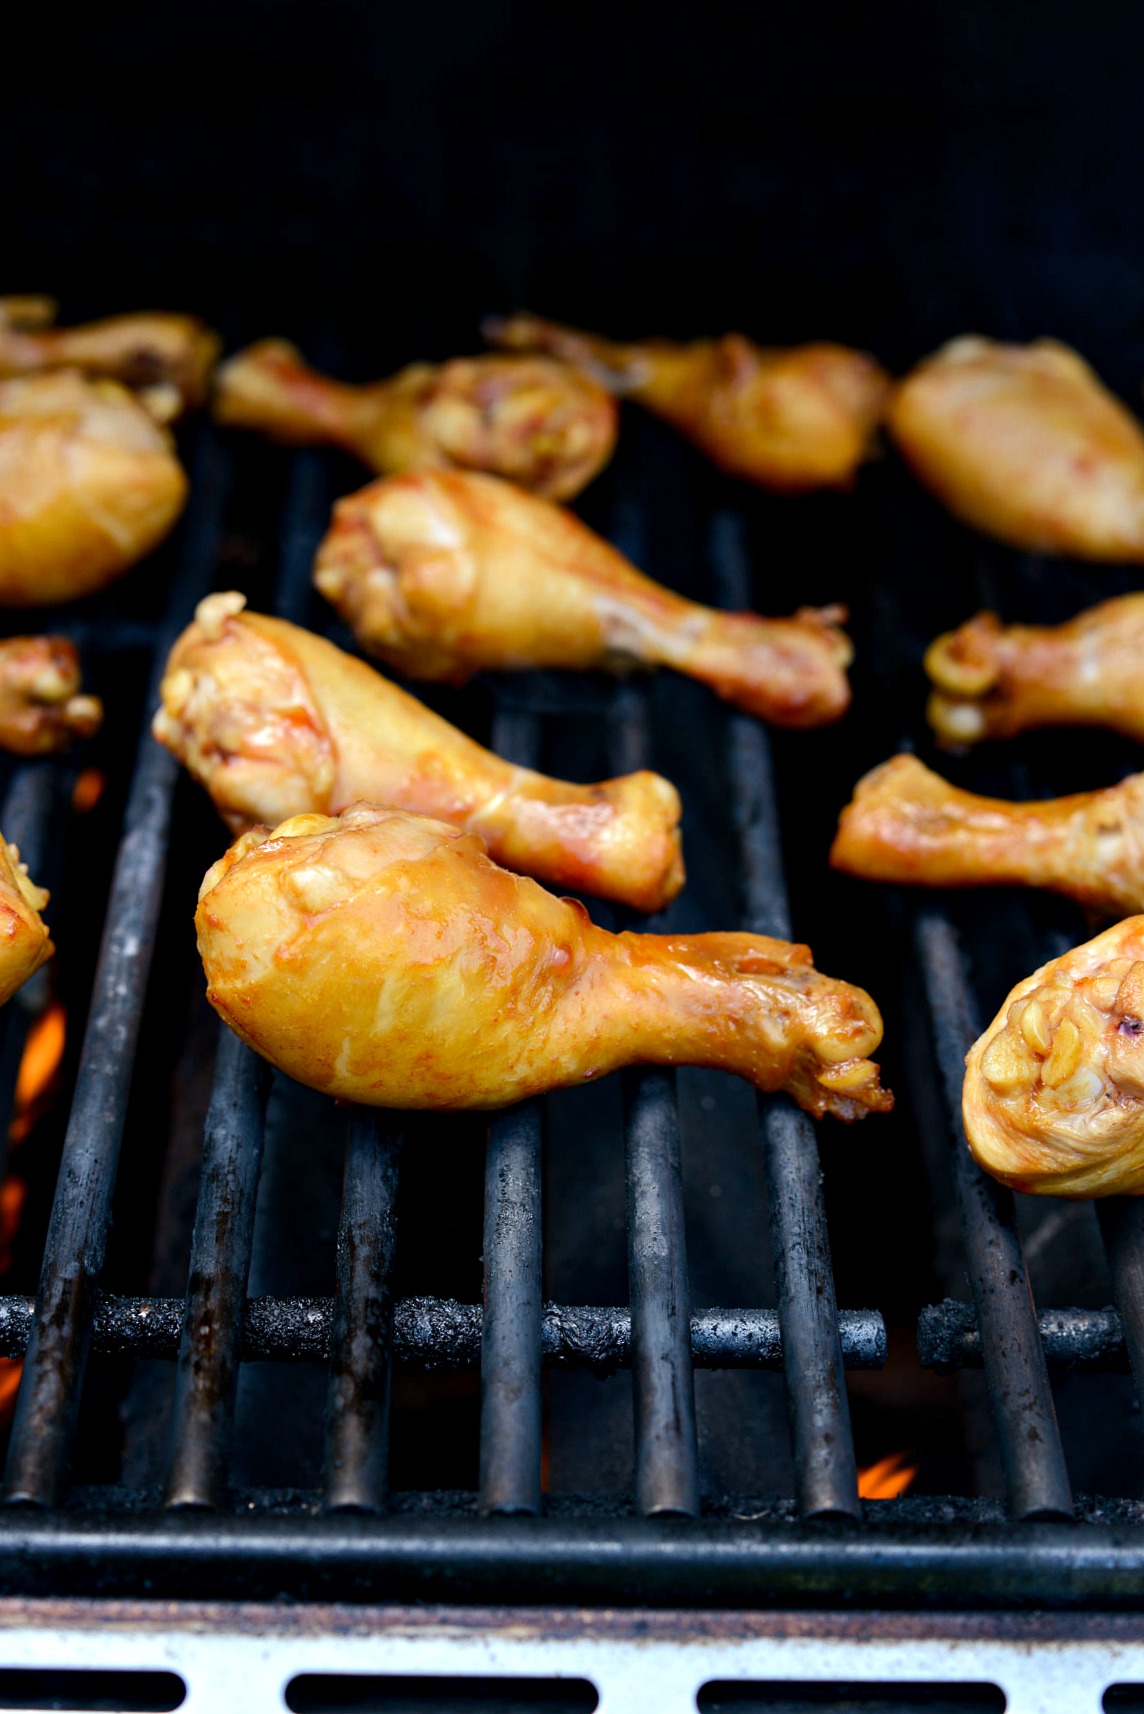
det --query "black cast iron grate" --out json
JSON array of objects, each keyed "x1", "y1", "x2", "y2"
[{"x1": 0, "y1": 362, "x2": 1142, "y2": 1608}]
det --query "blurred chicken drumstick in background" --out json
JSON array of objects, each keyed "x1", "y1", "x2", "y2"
[
  {"x1": 198, "y1": 805, "x2": 892, "y2": 1119},
  {"x1": 0, "y1": 637, "x2": 101, "y2": 755},
  {"x1": 484, "y1": 311, "x2": 891, "y2": 491},
  {"x1": 213, "y1": 339, "x2": 617, "y2": 500},
  {"x1": 314, "y1": 470, "x2": 853, "y2": 726},
  {"x1": 0, "y1": 297, "x2": 219, "y2": 415},
  {"x1": 154, "y1": 593, "x2": 684, "y2": 912}
]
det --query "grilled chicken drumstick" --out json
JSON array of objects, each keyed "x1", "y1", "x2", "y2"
[
  {"x1": 213, "y1": 339, "x2": 617, "y2": 501},
  {"x1": 0, "y1": 372, "x2": 187, "y2": 605},
  {"x1": 887, "y1": 336, "x2": 1144, "y2": 559},
  {"x1": 926, "y1": 595, "x2": 1144, "y2": 748},
  {"x1": 154, "y1": 592, "x2": 684, "y2": 912},
  {"x1": 831, "y1": 753, "x2": 1144, "y2": 917},
  {"x1": 965, "y1": 917, "x2": 1144, "y2": 1197},
  {"x1": 0, "y1": 638, "x2": 101, "y2": 754},
  {"x1": 314, "y1": 470, "x2": 853, "y2": 726},
  {"x1": 0, "y1": 838, "x2": 51, "y2": 1004},
  {"x1": 484, "y1": 311, "x2": 891, "y2": 491},
  {"x1": 0, "y1": 297, "x2": 219, "y2": 415},
  {"x1": 197, "y1": 805, "x2": 892, "y2": 1118}
]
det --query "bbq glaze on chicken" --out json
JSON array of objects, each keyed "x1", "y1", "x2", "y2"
[
  {"x1": 926, "y1": 595, "x2": 1144, "y2": 748},
  {"x1": 212, "y1": 339, "x2": 617, "y2": 501},
  {"x1": 0, "y1": 838, "x2": 51, "y2": 1005},
  {"x1": 314, "y1": 470, "x2": 853, "y2": 726},
  {"x1": 197, "y1": 805, "x2": 892, "y2": 1118},
  {"x1": 831, "y1": 753, "x2": 1144, "y2": 917},
  {"x1": 0, "y1": 297, "x2": 219, "y2": 415},
  {"x1": 154, "y1": 592, "x2": 684, "y2": 912},
  {"x1": 0, "y1": 372, "x2": 187, "y2": 605},
  {"x1": 484, "y1": 312, "x2": 891, "y2": 491},
  {"x1": 0, "y1": 637, "x2": 101, "y2": 754},
  {"x1": 965, "y1": 918, "x2": 1144, "y2": 1196},
  {"x1": 887, "y1": 337, "x2": 1144, "y2": 559}
]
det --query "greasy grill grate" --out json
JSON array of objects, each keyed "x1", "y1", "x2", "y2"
[{"x1": 0, "y1": 380, "x2": 1143, "y2": 1610}]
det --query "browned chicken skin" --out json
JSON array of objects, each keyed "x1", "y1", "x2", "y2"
[
  {"x1": 0, "y1": 297, "x2": 219, "y2": 415},
  {"x1": 314, "y1": 470, "x2": 853, "y2": 726},
  {"x1": 212, "y1": 339, "x2": 617, "y2": 501},
  {"x1": 965, "y1": 918, "x2": 1144, "y2": 1197},
  {"x1": 831, "y1": 753, "x2": 1144, "y2": 917},
  {"x1": 887, "y1": 336, "x2": 1144, "y2": 559},
  {"x1": 0, "y1": 838, "x2": 51, "y2": 1004},
  {"x1": 197, "y1": 805, "x2": 892, "y2": 1119},
  {"x1": 0, "y1": 637, "x2": 101, "y2": 754},
  {"x1": 154, "y1": 592, "x2": 684, "y2": 912},
  {"x1": 0, "y1": 371, "x2": 188, "y2": 605},
  {"x1": 484, "y1": 312, "x2": 891, "y2": 491},
  {"x1": 926, "y1": 595, "x2": 1144, "y2": 748}
]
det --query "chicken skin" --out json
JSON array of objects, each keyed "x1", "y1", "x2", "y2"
[
  {"x1": 831, "y1": 753, "x2": 1144, "y2": 917},
  {"x1": 197, "y1": 804, "x2": 892, "y2": 1119},
  {"x1": 964, "y1": 918, "x2": 1144, "y2": 1197},
  {"x1": 0, "y1": 637, "x2": 101, "y2": 754},
  {"x1": 0, "y1": 838, "x2": 51, "y2": 1005},
  {"x1": 0, "y1": 372, "x2": 187, "y2": 605},
  {"x1": 484, "y1": 312, "x2": 891, "y2": 491},
  {"x1": 154, "y1": 592, "x2": 684, "y2": 912},
  {"x1": 0, "y1": 297, "x2": 219, "y2": 416},
  {"x1": 314, "y1": 470, "x2": 853, "y2": 726},
  {"x1": 212, "y1": 339, "x2": 617, "y2": 501},
  {"x1": 926, "y1": 595, "x2": 1144, "y2": 749},
  {"x1": 887, "y1": 337, "x2": 1144, "y2": 559}
]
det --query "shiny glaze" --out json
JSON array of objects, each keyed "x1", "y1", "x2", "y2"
[{"x1": 197, "y1": 805, "x2": 891, "y2": 1118}]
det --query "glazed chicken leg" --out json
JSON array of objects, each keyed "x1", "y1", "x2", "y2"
[
  {"x1": 887, "y1": 337, "x2": 1144, "y2": 559},
  {"x1": 197, "y1": 805, "x2": 892, "y2": 1119},
  {"x1": 213, "y1": 339, "x2": 617, "y2": 501},
  {"x1": 0, "y1": 297, "x2": 219, "y2": 415},
  {"x1": 154, "y1": 592, "x2": 684, "y2": 912},
  {"x1": 0, "y1": 838, "x2": 51, "y2": 1004},
  {"x1": 0, "y1": 372, "x2": 187, "y2": 605},
  {"x1": 831, "y1": 753, "x2": 1144, "y2": 917},
  {"x1": 926, "y1": 595, "x2": 1144, "y2": 747},
  {"x1": 314, "y1": 470, "x2": 853, "y2": 726},
  {"x1": 0, "y1": 637, "x2": 101, "y2": 754},
  {"x1": 484, "y1": 312, "x2": 891, "y2": 491},
  {"x1": 965, "y1": 917, "x2": 1144, "y2": 1197}
]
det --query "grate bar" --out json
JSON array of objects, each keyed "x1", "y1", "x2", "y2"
[
  {"x1": 914, "y1": 908, "x2": 1073, "y2": 1519},
  {"x1": 920, "y1": 1299, "x2": 1132, "y2": 1372},
  {"x1": 322, "y1": 1113, "x2": 402, "y2": 1513},
  {"x1": 2, "y1": 426, "x2": 231, "y2": 1509},
  {"x1": 1097, "y1": 1199, "x2": 1144, "y2": 1420},
  {"x1": 713, "y1": 511, "x2": 859, "y2": 1522},
  {"x1": 164, "y1": 1028, "x2": 272, "y2": 1509}
]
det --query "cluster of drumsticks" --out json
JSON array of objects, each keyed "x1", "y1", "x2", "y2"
[{"x1": 3, "y1": 297, "x2": 1144, "y2": 1199}]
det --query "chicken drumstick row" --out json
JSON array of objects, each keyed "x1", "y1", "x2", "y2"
[
  {"x1": 314, "y1": 470, "x2": 853, "y2": 727},
  {"x1": 926, "y1": 594, "x2": 1144, "y2": 748},
  {"x1": 832, "y1": 753, "x2": 1144, "y2": 918},
  {"x1": 965, "y1": 917, "x2": 1144, "y2": 1198},
  {"x1": 485, "y1": 311, "x2": 891, "y2": 492},
  {"x1": 213, "y1": 340, "x2": 617, "y2": 501},
  {"x1": 198, "y1": 805, "x2": 892, "y2": 1120},
  {"x1": 154, "y1": 592, "x2": 684, "y2": 912},
  {"x1": 0, "y1": 297, "x2": 219, "y2": 415}
]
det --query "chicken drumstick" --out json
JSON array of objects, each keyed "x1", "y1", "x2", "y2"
[
  {"x1": 154, "y1": 592, "x2": 684, "y2": 912},
  {"x1": 831, "y1": 753, "x2": 1144, "y2": 917},
  {"x1": 926, "y1": 595, "x2": 1144, "y2": 748},
  {"x1": 0, "y1": 637, "x2": 101, "y2": 754},
  {"x1": 887, "y1": 336, "x2": 1144, "y2": 559},
  {"x1": 213, "y1": 339, "x2": 617, "y2": 501},
  {"x1": 0, "y1": 297, "x2": 219, "y2": 415},
  {"x1": 0, "y1": 838, "x2": 51, "y2": 1005},
  {"x1": 314, "y1": 470, "x2": 853, "y2": 726},
  {"x1": 965, "y1": 917, "x2": 1144, "y2": 1197},
  {"x1": 484, "y1": 311, "x2": 891, "y2": 491},
  {"x1": 198, "y1": 805, "x2": 892, "y2": 1119}
]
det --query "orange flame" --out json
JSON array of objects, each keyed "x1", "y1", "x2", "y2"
[
  {"x1": 857, "y1": 1450, "x2": 918, "y2": 1500},
  {"x1": 9, "y1": 1003, "x2": 66, "y2": 1147},
  {"x1": 0, "y1": 1361, "x2": 21, "y2": 1418},
  {"x1": 72, "y1": 768, "x2": 106, "y2": 815}
]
